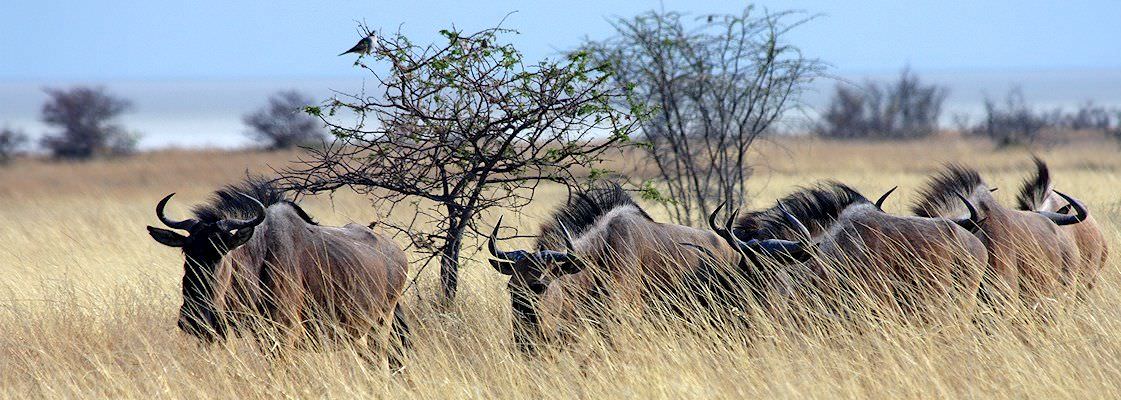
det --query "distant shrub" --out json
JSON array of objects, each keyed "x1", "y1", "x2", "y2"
[
  {"x1": 0, "y1": 126, "x2": 28, "y2": 164},
  {"x1": 243, "y1": 90, "x2": 326, "y2": 150},
  {"x1": 1110, "y1": 110, "x2": 1121, "y2": 145},
  {"x1": 816, "y1": 67, "x2": 948, "y2": 140},
  {"x1": 39, "y1": 86, "x2": 138, "y2": 160},
  {"x1": 1053, "y1": 101, "x2": 1116, "y2": 131},
  {"x1": 957, "y1": 89, "x2": 1121, "y2": 147},
  {"x1": 967, "y1": 87, "x2": 1049, "y2": 148}
]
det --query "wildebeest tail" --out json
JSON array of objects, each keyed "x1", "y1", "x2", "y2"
[
  {"x1": 390, "y1": 303, "x2": 411, "y2": 366},
  {"x1": 1016, "y1": 156, "x2": 1051, "y2": 211}
]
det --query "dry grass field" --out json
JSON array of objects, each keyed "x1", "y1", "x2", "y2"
[{"x1": 1, "y1": 137, "x2": 1119, "y2": 398}]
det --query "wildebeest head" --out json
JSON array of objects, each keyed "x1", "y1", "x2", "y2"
[
  {"x1": 487, "y1": 216, "x2": 589, "y2": 294},
  {"x1": 488, "y1": 216, "x2": 591, "y2": 352},
  {"x1": 708, "y1": 201, "x2": 815, "y2": 268},
  {"x1": 146, "y1": 192, "x2": 265, "y2": 342}
]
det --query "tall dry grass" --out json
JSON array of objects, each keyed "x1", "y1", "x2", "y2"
[{"x1": 0, "y1": 138, "x2": 1119, "y2": 398}]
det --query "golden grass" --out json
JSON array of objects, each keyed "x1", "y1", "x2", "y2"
[{"x1": 1, "y1": 137, "x2": 1119, "y2": 398}]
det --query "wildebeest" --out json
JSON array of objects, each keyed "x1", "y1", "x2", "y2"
[
  {"x1": 716, "y1": 181, "x2": 988, "y2": 321},
  {"x1": 146, "y1": 177, "x2": 410, "y2": 368},
  {"x1": 913, "y1": 164, "x2": 1088, "y2": 311},
  {"x1": 1016, "y1": 157, "x2": 1108, "y2": 295},
  {"x1": 487, "y1": 183, "x2": 743, "y2": 352}
]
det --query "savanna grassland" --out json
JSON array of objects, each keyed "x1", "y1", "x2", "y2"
[{"x1": 1, "y1": 137, "x2": 1120, "y2": 399}]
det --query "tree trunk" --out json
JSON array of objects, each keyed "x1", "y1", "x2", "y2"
[
  {"x1": 438, "y1": 232, "x2": 463, "y2": 305},
  {"x1": 438, "y1": 211, "x2": 467, "y2": 305}
]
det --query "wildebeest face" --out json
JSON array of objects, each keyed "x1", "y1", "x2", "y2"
[
  {"x1": 487, "y1": 217, "x2": 588, "y2": 294},
  {"x1": 146, "y1": 192, "x2": 264, "y2": 342}
]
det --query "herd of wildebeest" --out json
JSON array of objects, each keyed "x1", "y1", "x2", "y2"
[{"x1": 145, "y1": 157, "x2": 1107, "y2": 370}]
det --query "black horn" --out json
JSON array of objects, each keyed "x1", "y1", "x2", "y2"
[
  {"x1": 708, "y1": 201, "x2": 734, "y2": 241},
  {"x1": 558, "y1": 221, "x2": 577, "y2": 252},
  {"x1": 951, "y1": 193, "x2": 984, "y2": 233},
  {"x1": 216, "y1": 192, "x2": 266, "y2": 231},
  {"x1": 488, "y1": 216, "x2": 516, "y2": 274},
  {"x1": 724, "y1": 207, "x2": 812, "y2": 264},
  {"x1": 778, "y1": 202, "x2": 812, "y2": 241},
  {"x1": 1036, "y1": 190, "x2": 1087, "y2": 226},
  {"x1": 555, "y1": 222, "x2": 589, "y2": 274},
  {"x1": 874, "y1": 186, "x2": 898, "y2": 210},
  {"x1": 156, "y1": 193, "x2": 198, "y2": 231}
]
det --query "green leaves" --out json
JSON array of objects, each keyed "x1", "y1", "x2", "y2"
[{"x1": 639, "y1": 181, "x2": 677, "y2": 205}]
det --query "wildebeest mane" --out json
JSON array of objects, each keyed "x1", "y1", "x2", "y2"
[
  {"x1": 1016, "y1": 157, "x2": 1051, "y2": 211},
  {"x1": 192, "y1": 175, "x2": 318, "y2": 225},
  {"x1": 735, "y1": 180, "x2": 869, "y2": 239},
  {"x1": 911, "y1": 164, "x2": 985, "y2": 218},
  {"x1": 535, "y1": 182, "x2": 651, "y2": 249}
]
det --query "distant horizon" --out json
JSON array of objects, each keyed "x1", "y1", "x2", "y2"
[
  {"x1": 3, "y1": 66, "x2": 1120, "y2": 150},
  {"x1": 3, "y1": 63, "x2": 1121, "y2": 84}
]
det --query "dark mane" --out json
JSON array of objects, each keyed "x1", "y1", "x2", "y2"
[
  {"x1": 1016, "y1": 157, "x2": 1050, "y2": 211},
  {"x1": 535, "y1": 182, "x2": 651, "y2": 250},
  {"x1": 192, "y1": 176, "x2": 318, "y2": 225},
  {"x1": 735, "y1": 181, "x2": 869, "y2": 239},
  {"x1": 911, "y1": 164, "x2": 986, "y2": 218}
]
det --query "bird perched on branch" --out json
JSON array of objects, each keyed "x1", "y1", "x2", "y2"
[{"x1": 339, "y1": 32, "x2": 377, "y2": 56}]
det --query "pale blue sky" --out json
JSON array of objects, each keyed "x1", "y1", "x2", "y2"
[
  {"x1": 2, "y1": 0, "x2": 1119, "y2": 80},
  {"x1": 1, "y1": 1, "x2": 1119, "y2": 148}
]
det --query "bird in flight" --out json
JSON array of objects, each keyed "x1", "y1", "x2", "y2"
[{"x1": 339, "y1": 32, "x2": 377, "y2": 56}]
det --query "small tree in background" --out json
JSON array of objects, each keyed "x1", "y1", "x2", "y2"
[
  {"x1": 974, "y1": 87, "x2": 1047, "y2": 148},
  {"x1": 284, "y1": 24, "x2": 639, "y2": 304},
  {"x1": 1050, "y1": 100, "x2": 1120, "y2": 133},
  {"x1": 39, "y1": 87, "x2": 138, "y2": 160},
  {"x1": 816, "y1": 67, "x2": 948, "y2": 140},
  {"x1": 585, "y1": 7, "x2": 824, "y2": 225},
  {"x1": 0, "y1": 126, "x2": 28, "y2": 164},
  {"x1": 243, "y1": 90, "x2": 327, "y2": 150}
]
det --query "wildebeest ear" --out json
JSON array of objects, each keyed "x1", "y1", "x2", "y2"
[
  {"x1": 147, "y1": 226, "x2": 188, "y2": 247},
  {"x1": 228, "y1": 226, "x2": 256, "y2": 248}
]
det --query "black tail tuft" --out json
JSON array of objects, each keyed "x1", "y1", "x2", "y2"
[
  {"x1": 388, "y1": 303, "x2": 411, "y2": 372},
  {"x1": 1016, "y1": 156, "x2": 1051, "y2": 211}
]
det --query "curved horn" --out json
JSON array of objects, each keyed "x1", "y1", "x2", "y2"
[
  {"x1": 556, "y1": 222, "x2": 590, "y2": 274},
  {"x1": 558, "y1": 221, "x2": 577, "y2": 252},
  {"x1": 488, "y1": 216, "x2": 513, "y2": 261},
  {"x1": 721, "y1": 208, "x2": 753, "y2": 259},
  {"x1": 951, "y1": 193, "x2": 984, "y2": 233},
  {"x1": 874, "y1": 186, "x2": 898, "y2": 210},
  {"x1": 216, "y1": 192, "x2": 266, "y2": 231},
  {"x1": 725, "y1": 207, "x2": 741, "y2": 241},
  {"x1": 733, "y1": 206, "x2": 810, "y2": 262},
  {"x1": 488, "y1": 216, "x2": 517, "y2": 274},
  {"x1": 778, "y1": 202, "x2": 812, "y2": 242},
  {"x1": 1036, "y1": 190, "x2": 1087, "y2": 226},
  {"x1": 757, "y1": 206, "x2": 813, "y2": 263},
  {"x1": 707, "y1": 201, "x2": 730, "y2": 239},
  {"x1": 156, "y1": 193, "x2": 198, "y2": 231}
]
